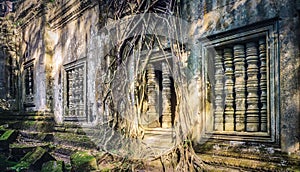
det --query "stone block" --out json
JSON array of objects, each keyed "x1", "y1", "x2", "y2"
[
  {"x1": 0, "y1": 130, "x2": 18, "y2": 151},
  {"x1": 70, "y1": 151, "x2": 98, "y2": 172},
  {"x1": 16, "y1": 147, "x2": 56, "y2": 171},
  {"x1": 9, "y1": 143, "x2": 51, "y2": 161},
  {"x1": 41, "y1": 161, "x2": 65, "y2": 172}
]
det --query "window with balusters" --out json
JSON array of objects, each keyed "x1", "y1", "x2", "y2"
[
  {"x1": 202, "y1": 21, "x2": 279, "y2": 143},
  {"x1": 23, "y1": 60, "x2": 35, "y2": 106},
  {"x1": 63, "y1": 61, "x2": 86, "y2": 122}
]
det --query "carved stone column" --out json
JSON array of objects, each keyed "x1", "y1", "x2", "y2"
[
  {"x1": 68, "y1": 70, "x2": 75, "y2": 116},
  {"x1": 234, "y1": 45, "x2": 246, "y2": 131},
  {"x1": 246, "y1": 42, "x2": 260, "y2": 132},
  {"x1": 259, "y1": 39, "x2": 267, "y2": 132},
  {"x1": 224, "y1": 48, "x2": 235, "y2": 131},
  {"x1": 78, "y1": 67, "x2": 85, "y2": 117},
  {"x1": 147, "y1": 64, "x2": 159, "y2": 127},
  {"x1": 214, "y1": 50, "x2": 224, "y2": 131},
  {"x1": 162, "y1": 62, "x2": 172, "y2": 128}
]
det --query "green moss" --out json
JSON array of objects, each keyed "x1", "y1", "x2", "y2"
[
  {"x1": 41, "y1": 161, "x2": 64, "y2": 172},
  {"x1": 21, "y1": 147, "x2": 47, "y2": 163},
  {"x1": 11, "y1": 161, "x2": 30, "y2": 172},
  {"x1": 65, "y1": 163, "x2": 72, "y2": 172},
  {"x1": 0, "y1": 130, "x2": 15, "y2": 140},
  {"x1": 70, "y1": 151, "x2": 98, "y2": 171}
]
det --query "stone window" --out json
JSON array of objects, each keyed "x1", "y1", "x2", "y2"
[
  {"x1": 202, "y1": 21, "x2": 279, "y2": 143},
  {"x1": 23, "y1": 59, "x2": 34, "y2": 106},
  {"x1": 63, "y1": 60, "x2": 86, "y2": 122},
  {"x1": 143, "y1": 50, "x2": 176, "y2": 129}
]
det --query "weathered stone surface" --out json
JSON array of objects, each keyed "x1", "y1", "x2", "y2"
[
  {"x1": 18, "y1": 147, "x2": 56, "y2": 170},
  {"x1": 41, "y1": 160, "x2": 65, "y2": 172},
  {"x1": 0, "y1": 130, "x2": 18, "y2": 151},
  {"x1": 70, "y1": 151, "x2": 98, "y2": 171},
  {"x1": 0, "y1": 0, "x2": 298, "y2": 162},
  {"x1": 9, "y1": 143, "x2": 51, "y2": 161}
]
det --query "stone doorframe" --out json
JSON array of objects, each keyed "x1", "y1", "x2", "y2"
[{"x1": 142, "y1": 50, "x2": 176, "y2": 129}]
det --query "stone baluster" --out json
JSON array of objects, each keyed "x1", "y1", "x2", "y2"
[
  {"x1": 259, "y1": 39, "x2": 267, "y2": 132},
  {"x1": 162, "y1": 62, "x2": 172, "y2": 128},
  {"x1": 147, "y1": 64, "x2": 159, "y2": 127},
  {"x1": 224, "y1": 48, "x2": 235, "y2": 131},
  {"x1": 75, "y1": 68, "x2": 79, "y2": 117},
  {"x1": 69, "y1": 70, "x2": 75, "y2": 116},
  {"x1": 78, "y1": 67, "x2": 84, "y2": 117},
  {"x1": 246, "y1": 42, "x2": 260, "y2": 132},
  {"x1": 233, "y1": 45, "x2": 246, "y2": 131},
  {"x1": 28, "y1": 66, "x2": 33, "y2": 96},
  {"x1": 214, "y1": 50, "x2": 224, "y2": 131}
]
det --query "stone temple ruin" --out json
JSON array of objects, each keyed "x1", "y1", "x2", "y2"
[{"x1": 0, "y1": 0, "x2": 299, "y2": 171}]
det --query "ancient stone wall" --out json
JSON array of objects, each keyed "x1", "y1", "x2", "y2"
[
  {"x1": 0, "y1": 0, "x2": 298, "y2": 153},
  {"x1": 46, "y1": 0, "x2": 99, "y2": 123},
  {"x1": 182, "y1": 0, "x2": 299, "y2": 153}
]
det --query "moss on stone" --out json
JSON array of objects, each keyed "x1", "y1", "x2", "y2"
[
  {"x1": 70, "y1": 151, "x2": 98, "y2": 171},
  {"x1": 19, "y1": 146, "x2": 56, "y2": 170},
  {"x1": 41, "y1": 161, "x2": 64, "y2": 172},
  {"x1": 21, "y1": 146, "x2": 47, "y2": 162},
  {"x1": 0, "y1": 129, "x2": 16, "y2": 141},
  {"x1": 11, "y1": 161, "x2": 30, "y2": 172},
  {"x1": 53, "y1": 133, "x2": 96, "y2": 148},
  {"x1": 0, "y1": 130, "x2": 17, "y2": 151}
]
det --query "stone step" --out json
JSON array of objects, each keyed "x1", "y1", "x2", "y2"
[
  {"x1": 19, "y1": 131, "x2": 54, "y2": 142},
  {"x1": 54, "y1": 125, "x2": 87, "y2": 135},
  {"x1": 0, "y1": 112, "x2": 54, "y2": 121},
  {"x1": 142, "y1": 128, "x2": 176, "y2": 154},
  {"x1": 53, "y1": 132, "x2": 96, "y2": 149},
  {"x1": 195, "y1": 141, "x2": 300, "y2": 167},
  {"x1": 9, "y1": 142, "x2": 52, "y2": 161},
  {"x1": 0, "y1": 115, "x2": 54, "y2": 122},
  {"x1": 144, "y1": 127, "x2": 175, "y2": 135},
  {"x1": 198, "y1": 154, "x2": 299, "y2": 171},
  {"x1": 143, "y1": 135, "x2": 175, "y2": 144}
]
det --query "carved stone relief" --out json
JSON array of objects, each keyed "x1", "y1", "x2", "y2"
[{"x1": 63, "y1": 61, "x2": 86, "y2": 121}]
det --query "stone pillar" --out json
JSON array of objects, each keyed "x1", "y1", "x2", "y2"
[
  {"x1": 78, "y1": 67, "x2": 85, "y2": 117},
  {"x1": 147, "y1": 64, "x2": 159, "y2": 127},
  {"x1": 224, "y1": 48, "x2": 235, "y2": 131},
  {"x1": 246, "y1": 42, "x2": 260, "y2": 132},
  {"x1": 233, "y1": 45, "x2": 246, "y2": 131},
  {"x1": 214, "y1": 50, "x2": 224, "y2": 131},
  {"x1": 162, "y1": 62, "x2": 172, "y2": 128},
  {"x1": 68, "y1": 70, "x2": 75, "y2": 116},
  {"x1": 74, "y1": 68, "x2": 79, "y2": 117},
  {"x1": 259, "y1": 39, "x2": 267, "y2": 132}
]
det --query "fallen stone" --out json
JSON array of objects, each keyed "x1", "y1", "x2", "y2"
[
  {"x1": 0, "y1": 130, "x2": 18, "y2": 151},
  {"x1": 70, "y1": 151, "x2": 98, "y2": 172},
  {"x1": 41, "y1": 160, "x2": 65, "y2": 172},
  {"x1": 9, "y1": 143, "x2": 51, "y2": 161},
  {"x1": 15, "y1": 146, "x2": 56, "y2": 170}
]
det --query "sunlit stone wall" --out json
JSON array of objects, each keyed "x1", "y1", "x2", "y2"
[
  {"x1": 9, "y1": 0, "x2": 299, "y2": 153},
  {"x1": 181, "y1": 0, "x2": 299, "y2": 153}
]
